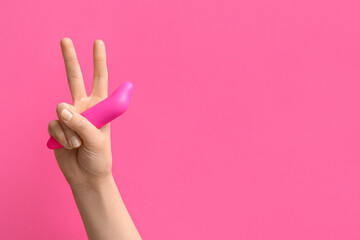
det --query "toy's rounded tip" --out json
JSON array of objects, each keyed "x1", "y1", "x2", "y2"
[
  {"x1": 123, "y1": 81, "x2": 134, "y2": 92},
  {"x1": 118, "y1": 81, "x2": 134, "y2": 98},
  {"x1": 47, "y1": 136, "x2": 62, "y2": 150}
]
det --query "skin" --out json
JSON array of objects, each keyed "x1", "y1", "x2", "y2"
[{"x1": 47, "y1": 37, "x2": 142, "y2": 240}]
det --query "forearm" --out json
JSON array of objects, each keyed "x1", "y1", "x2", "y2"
[{"x1": 70, "y1": 175, "x2": 141, "y2": 240}]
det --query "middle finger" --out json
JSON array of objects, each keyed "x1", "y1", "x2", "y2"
[{"x1": 60, "y1": 38, "x2": 87, "y2": 103}]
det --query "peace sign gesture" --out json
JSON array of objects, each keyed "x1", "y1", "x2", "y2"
[
  {"x1": 48, "y1": 38, "x2": 113, "y2": 187},
  {"x1": 63, "y1": 37, "x2": 108, "y2": 110}
]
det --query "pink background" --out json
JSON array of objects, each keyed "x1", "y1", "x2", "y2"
[{"x1": 1, "y1": 0, "x2": 360, "y2": 239}]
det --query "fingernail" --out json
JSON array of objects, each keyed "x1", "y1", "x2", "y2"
[
  {"x1": 61, "y1": 109, "x2": 73, "y2": 121},
  {"x1": 71, "y1": 136, "x2": 81, "y2": 148}
]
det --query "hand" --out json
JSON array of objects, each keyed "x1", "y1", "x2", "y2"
[
  {"x1": 47, "y1": 38, "x2": 141, "y2": 240},
  {"x1": 48, "y1": 37, "x2": 112, "y2": 188}
]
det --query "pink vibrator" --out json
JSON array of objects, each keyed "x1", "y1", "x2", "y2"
[{"x1": 47, "y1": 81, "x2": 133, "y2": 150}]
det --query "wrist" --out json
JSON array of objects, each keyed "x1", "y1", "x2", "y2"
[{"x1": 69, "y1": 173, "x2": 115, "y2": 195}]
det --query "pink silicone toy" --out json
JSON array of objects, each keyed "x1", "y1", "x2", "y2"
[{"x1": 47, "y1": 81, "x2": 133, "y2": 150}]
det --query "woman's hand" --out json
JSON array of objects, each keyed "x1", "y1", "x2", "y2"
[
  {"x1": 47, "y1": 38, "x2": 142, "y2": 240},
  {"x1": 47, "y1": 37, "x2": 112, "y2": 188}
]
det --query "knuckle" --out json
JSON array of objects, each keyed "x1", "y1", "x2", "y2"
[
  {"x1": 56, "y1": 103, "x2": 67, "y2": 113},
  {"x1": 48, "y1": 120, "x2": 57, "y2": 133},
  {"x1": 68, "y1": 74, "x2": 83, "y2": 82},
  {"x1": 53, "y1": 128, "x2": 63, "y2": 140},
  {"x1": 93, "y1": 75, "x2": 108, "y2": 82},
  {"x1": 49, "y1": 121, "x2": 64, "y2": 140}
]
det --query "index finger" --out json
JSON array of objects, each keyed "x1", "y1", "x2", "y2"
[{"x1": 60, "y1": 38, "x2": 87, "y2": 103}]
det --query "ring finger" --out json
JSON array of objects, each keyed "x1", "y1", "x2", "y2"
[{"x1": 48, "y1": 120, "x2": 72, "y2": 150}]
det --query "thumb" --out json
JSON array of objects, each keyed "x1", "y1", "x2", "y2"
[{"x1": 56, "y1": 103, "x2": 102, "y2": 147}]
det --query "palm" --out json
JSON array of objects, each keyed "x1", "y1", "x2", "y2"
[{"x1": 54, "y1": 38, "x2": 112, "y2": 183}]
